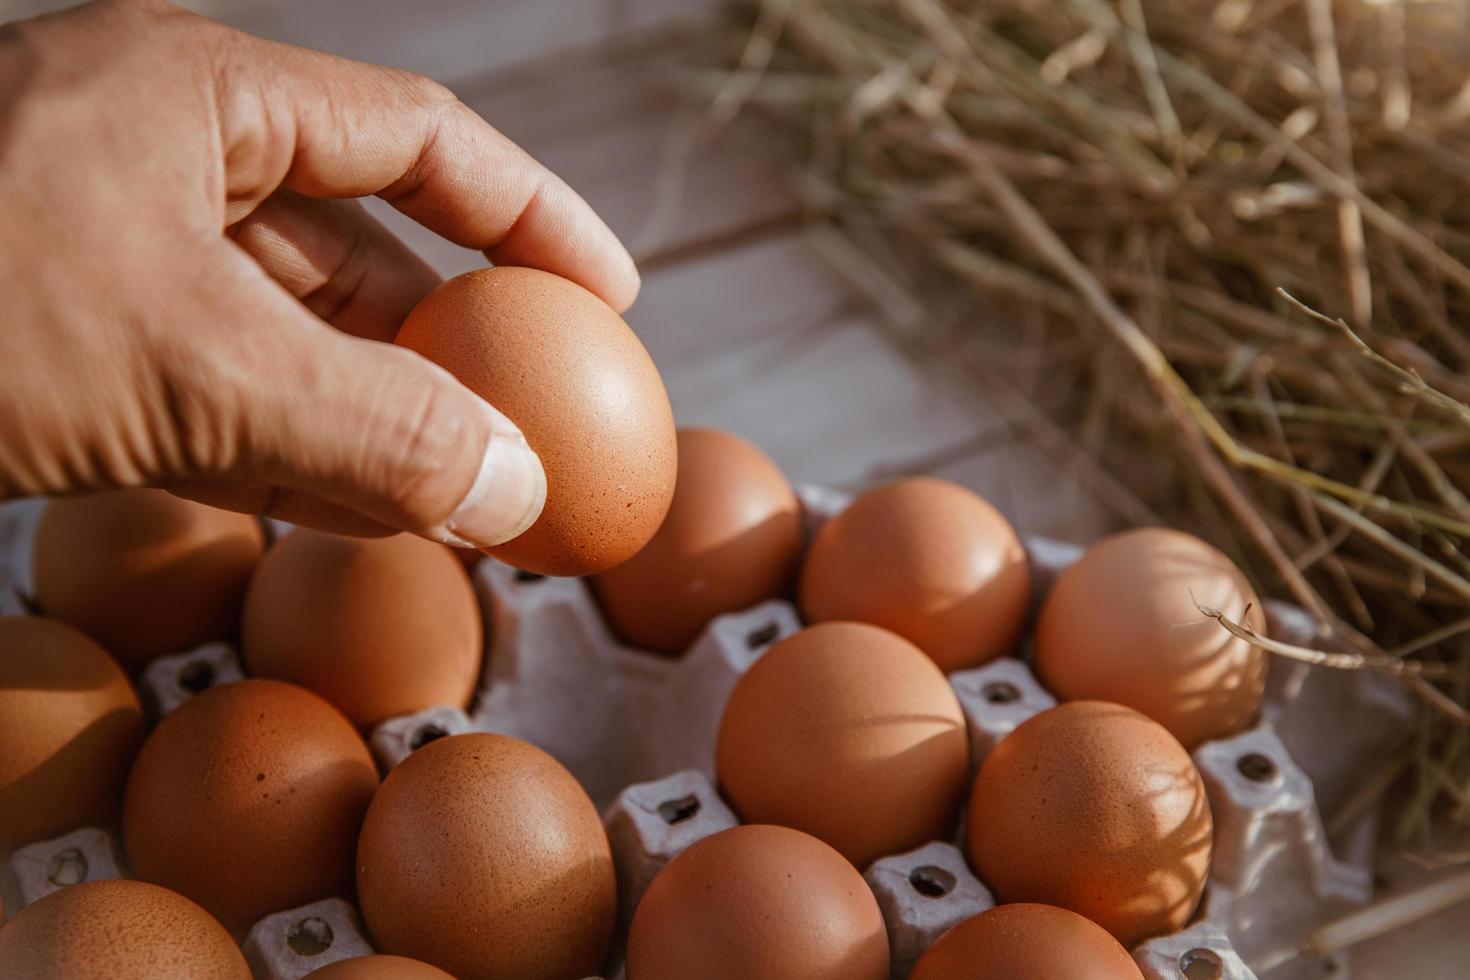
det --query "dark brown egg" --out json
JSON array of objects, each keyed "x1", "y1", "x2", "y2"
[
  {"x1": 357, "y1": 733, "x2": 616, "y2": 980},
  {"x1": 395, "y1": 267, "x2": 677, "y2": 576},
  {"x1": 304, "y1": 955, "x2": 456, "y2": 979},
  {"x1": 122, "y1": 679, "x2": 379, "y2": 935},
  {"x1": 1034, "y1": 527, "x2": 1267, "y2": 748},
  {"x1": 591, "y1": 428, "x2": 801, "y2": 654},
  {"x1": 716, "y1": 622, "x2": 969, "y2": 868},
  {"x1": 799, "y1": 478, "x2": 1029, "y2": 672},
  {"x1": 0, "y1": 615, "x2": 143, "y2": 853},
  {"x1": 626, "y1": 824, "x2": 889, "y2": 980},
  {"x1": 241, "y1": 530, "x2": 482, "y2": 728},
  {"x1": 0, "y1": 879, "x2": 249, "y2": 979},
  {"x1": 965, "y1": 701, "x2": 1212, "y2": 947},
  {"x1": 910, "y1": 903, "x2": 1143, "y2": 979},
  {"x1": 32, "y1": 489, "x2": 264, "y2": 671}
]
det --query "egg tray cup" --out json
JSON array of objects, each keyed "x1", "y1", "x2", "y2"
[{"x1": 0, "y1": 490, "x2": 1417, "y2": 980}]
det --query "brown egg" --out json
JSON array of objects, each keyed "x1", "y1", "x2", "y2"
[
  {"x1": 965, "y1": 701, "x2": 1212, "y2": 947},
  {"x1": 396, "y1": 267, "x2": 677, "y2": 576},
  {"x1": 305, "y1": 955, "x2": 456, "y2": 979},
  {"x1": 0, "y1": 615, "x2": 143, "y2": 853},
  {"x1": 716, "y1": 622, "x2": 969, "y2": 868},
  {"x1": 591, "y1": 428, "x2": 801, "y2": 654},
  {"x1": 910, "y1": 903, "x2": 1143, "y2": 980},
  {"x1": 122, "y1": 679, "x2": 378, "y2": 935},
  {"x1": 1034, "y1": 527, "x2": 1267, "y2": 748},
  {"x1": 799, "y1": 478, "x2": 1029, "y2": 672},
  {"x1": 0, "y1": 879, "x2": 249, "y2": 979},
  {"x1": 241, "y1": 530, "x2": 482, "y2": 728},
  {"x1": 357, "y1": 733, "x2": 616, "y2": 980},
  {"x1": 32, "y1": 489, "x2": 265, "y2": 671},
  {"x1": 626, "y1": 824, "x2": 889, "y2": 980}
]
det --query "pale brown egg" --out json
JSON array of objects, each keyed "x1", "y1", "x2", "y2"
[
  {"x1": 357, "y1": 733, "x2": 616, "y2": 980},
  {"x1": 965, "y1": 701, "x2": 1212, "y2": 947},
  {"x1": 122, "y1": 679, "x2": 379, "y2": 935},
  {"x1": 716, "y1": 622, "x2": 969, "y2": 868},
  {"x1": 241, "y1": 530, "x2": 482, "y2": 728},
  {"x1": 305, "y1": 955, "x2": 456, "y2": 979},
  {"x1": 909, "y1": 903, "x2": 1143, "y2": 979},
  {"x1": 0, "y1": 615, "x2": 143, "y2": 854},
  {"x1": 0, "y1": 879, "x2": 249, "y2": 979},
  {"x1": 799, "y1": 478, "x2": 1029, "y2": 672},
  {"x1": 395, "y1": 267, "x2": 677, "y2": 576},
  {"x1": 1034, "y1": 527, "x2": 1267, "y2": 748},
  {"x1": 626, "y1": 824, "x2": 889, "y2": 980},
  {"x1": 32, "y1": 489, "x2": 264, "y2": 671},
  {"x1": 591, "y1": 428, "x2": 801, "y2": 654}
]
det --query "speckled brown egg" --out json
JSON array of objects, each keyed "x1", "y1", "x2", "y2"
[
  {"x1": 122, "y1": 679, "x2": 378, "y2": 935},
  {"x1": 0, "y1": 615, "x2": 143, "y2": 854},
  {"x1": 0, "y1": 879, "x2": 249, "y2": 979},
  {"x1": 305, "y1": 955, "x2": 456, "y2": 979},
  {"x1": 591, "y1": 428, "x2": 801, "y2": 654},
  {"x1": 716, "y1": 622, "x2": 969, "y2": 868},
  {"x1": 395, "y1": 267, "x2": 677, "y2": 576},
  {"x1": 356, "y1": 732, "x2": 616, "y2": 980},
  {"x1": 965, "y1": 701, "x2": 1213, "y2": 947},
  {"x1": 241, "y1": 530, "x2": 482, "y2": 728},
  {"x1": 1034, "y1": 527, "x2": 1268, "y2": 748},
  {"x1": 910, "y1": 904, "x2": 1143, "y2": 979},
  {"x1": 799, "y1": 478, "x2": 1029, "y2": 672},
  {"x1": 32, "y1": 490, "x2": 264, "y2": 671},
  {"x1": 626, "y1": 824, "x2": 889, "y2": 980}
]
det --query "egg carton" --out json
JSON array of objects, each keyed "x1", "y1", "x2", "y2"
[
  {"x1": 0, "y1": 826, "x2": 125, "y2": 921},
  {"x1": 0, "y1": 492, "x2": 1416, "y2": 979}
]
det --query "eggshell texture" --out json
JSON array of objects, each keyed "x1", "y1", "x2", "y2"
[
  {"x1": 122, "y1": 679, "x2": 378, "y2": 935},
  {"x1": 241, "y1": 530, "x2": 482, "y2": 728},
  {"x1": 965, "y1": 701, "x2": 1212, "y2": 947},
  {"x1": 626, "y1": 824, "x2": 889, "y2": 980},
  {"x1": 0, "y1": 879, "x2": 249, "y2": 980},
  {"x1": 1034, "y1": 527, "x2": 1268, "y2": 748},
  {"x1": 395, "y1": 266, "x2": 677, "y2": 576},
  {"x1": 799, "y1": 478, "x2": 1029, "y2": 672},
  {"x1": 305, "y1": 956, "x2": 456, "y2": 980},
  {"x1": 716, "y1": 622, "x2": 969, "y2": 868},
  {"x1": 32, "y1": 489, "x2": 265, "y2": 671},
  {"x1": 909, "y1": 903, "x2": 1142, "y2": 980},
  {"x1": 0, "y1": 615, "x2": 144, "y2": 853},
  {"x1": 356, "y1": 732, "x2": 616, "y2": 980},
  {"x1": 591, "y1": 428, "x2": 802, "y2": 654}
]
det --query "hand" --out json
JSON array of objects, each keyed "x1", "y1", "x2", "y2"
[{"x1": 0, "y1": 0, "x2": 640, "y2": 547}]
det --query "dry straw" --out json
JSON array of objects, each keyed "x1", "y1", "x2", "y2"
[{"x1": 722, "y1": 0, "x2": 1470, "y2": 854}]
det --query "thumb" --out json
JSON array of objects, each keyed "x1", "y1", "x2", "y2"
[{"x1": 184, "y1": 254, "x2": 546, "y2": 548}]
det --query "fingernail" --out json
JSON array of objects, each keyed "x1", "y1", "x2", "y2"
[{"x1": 444, "y1": 430, "x2": 546, "y2": 548}]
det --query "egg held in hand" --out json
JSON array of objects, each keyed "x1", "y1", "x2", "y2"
[
  {"x1": 965, "y1": 700, "x2": 1213, "y2": 947},
  {"x1": 716, "y1": 621, "x2": 970, "y2": 868},
  {"x1": 1034, "y1": 526, "x2": 1267, "y2": 748},
  {"x1": 395, "y1": 266, "x2": 677, "y2": 576},
  {"x1": 592, "y1": 427, "x2": 801, "y2": 654}
]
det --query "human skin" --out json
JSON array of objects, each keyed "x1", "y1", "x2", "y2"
[{"x1": 0, "y1": 0, "x2": 640, "y2": 547}]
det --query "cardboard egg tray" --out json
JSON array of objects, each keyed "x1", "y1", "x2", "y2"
[{"x1": 0, "y1": 489, "x2": 1417, "y2": 980}]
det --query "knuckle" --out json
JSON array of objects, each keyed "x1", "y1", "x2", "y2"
[{"x1": 375, "y1": 372, "x2": 477, "y2": 526}]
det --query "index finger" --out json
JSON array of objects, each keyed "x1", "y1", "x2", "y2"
[{"x1": 214, "y1": 32, "x2": 640, "y2": 311}]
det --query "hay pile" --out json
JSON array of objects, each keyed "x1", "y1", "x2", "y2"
[{"x1": 721, "y1": 0, "x2": 1470, "y2": 855}]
